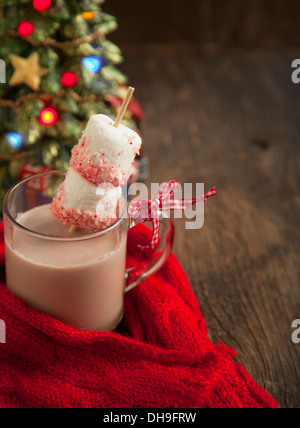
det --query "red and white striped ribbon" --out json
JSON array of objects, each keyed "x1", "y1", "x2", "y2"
[{"x1": 128, "y1": 181, "x2": 217, "y2": 249}]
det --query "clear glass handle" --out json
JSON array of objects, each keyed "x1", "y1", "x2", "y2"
[{"x1": 125, "y1": 214, "x2": 175, "y2": 293}]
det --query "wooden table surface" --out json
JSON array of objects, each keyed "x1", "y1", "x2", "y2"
[{"x1": 120, "y1": 46, "x2": 300, "y2": 408}]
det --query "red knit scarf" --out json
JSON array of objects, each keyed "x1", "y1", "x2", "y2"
[{"x1": 0, "y1": 222, "x2": 278, "y2": 408}]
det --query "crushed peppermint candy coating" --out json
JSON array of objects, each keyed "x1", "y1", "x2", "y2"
[
  {"x1": 70, "y1": 137, "x2": 131, "y2": 187},
  {"x1": 50, "y1": 179, "x2": 126, "y2": 232}
]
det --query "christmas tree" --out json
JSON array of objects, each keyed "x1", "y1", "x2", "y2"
[{"x1": 0, "y1": 0, "x2": 143, "y2": 210}]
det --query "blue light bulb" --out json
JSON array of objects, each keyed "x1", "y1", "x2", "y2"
[
  {"x1": 82, "y1": 56, "x2": 102, "y2": 73},
  {"x1": 6, "y1": 132, "x2": 24, "y2": 148}
]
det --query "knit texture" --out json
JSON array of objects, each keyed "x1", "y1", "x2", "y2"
[{"x1": 0, "y1": 221, "x2": 278, "y2": 408}]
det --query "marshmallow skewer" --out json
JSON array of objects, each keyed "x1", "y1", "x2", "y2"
[
  {"x1": 67, "y1": 86, "x2": 137, "y2": 233},
  {"x1": 114, "y1": 86, "x2": 135, "y2": 128}
]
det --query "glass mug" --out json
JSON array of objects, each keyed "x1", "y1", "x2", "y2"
[{"x1": 3, "y1": 171, "x2": 174, "y2": 332}]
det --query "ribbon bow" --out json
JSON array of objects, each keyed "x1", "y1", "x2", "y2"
[{"x1": 128, "y1": 180, "x2": 217, "y2": 249}]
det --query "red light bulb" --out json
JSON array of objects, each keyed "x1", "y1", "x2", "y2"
[
  {"x1": 40, "y1": 108, "x2": 58, "y2": 126},
  {"x1": 17, "y1": 22, "x2": 35, "y2": 38},
  {"x1": 61, "y1": 71, "x2": 78, "y2": 88},
  {"x1": 33, "y1": 0, "x2": 52, "y2": 12}
]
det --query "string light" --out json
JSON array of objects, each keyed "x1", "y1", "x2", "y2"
[
  {"x1": 81, "y1": 12, "x2": 96, "y2": 20},
  {"x1": 33, "y1": 0, "x2": 52, "y2": 12},
  {"x1": 82, "y1": 56, "x2": 102, "y2": 73},
  {"x1": 17, "y1": 22, "x2": 35, "y2": 38},
  {"x1": 39, "y1": 108, "x2": 58, "y2": 126},
  {"x1": 61, "y1": 71, "x2": 78, "y2": 88},
  {"x1": 6, "y1": 132, "x2": 24, "y2": 148}
]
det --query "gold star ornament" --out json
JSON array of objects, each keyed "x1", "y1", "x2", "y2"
[{"x1": 9, "y1": 52, "x2": 48, "y2": 91}]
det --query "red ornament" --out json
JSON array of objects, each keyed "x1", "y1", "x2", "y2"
[
  {"x1": 19, "y1": 163, "x2": 50, "y2": 191},
  {"x1": 106, "y1": 94, "x2": 145, "y2": 121},
  {"x1": 39, "y1": 108, "x2": 58, "y2": 126},
  {"x1": 33, "y1": 0, "x2": 52, "y2": 12},
  {"x1": 17, "y1": 21, "x2": 35, "y2": 38},
  {"x1": 61, "y1": 71, "x2": 78, "y2": 88}
]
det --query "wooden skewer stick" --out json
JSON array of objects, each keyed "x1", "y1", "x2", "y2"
[
  {"x1": 114, "y1": 86, "x2": 135, "y2": 128},
  {"x1": 69, "y1": 87, "x2": 135, "y2": 233}
]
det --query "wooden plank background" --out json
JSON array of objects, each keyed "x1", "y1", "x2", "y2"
[
  {"x1": 107, "y1": 0, "x2": 300, "y2": 48},
  {"x1": 106, "y1": 0, "x2": 300, "y2": 408}
]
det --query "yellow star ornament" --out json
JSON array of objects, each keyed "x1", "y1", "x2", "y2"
[{"x1": 9, "y1": 52, "x2": 48, "y2": 91}]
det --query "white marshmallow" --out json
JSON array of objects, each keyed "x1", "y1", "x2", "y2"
[
  {"x1": 63, "y1": 168, "x2": 122, "y2": 216},
  {"x1": 83, "y1": 114, "x2": 141, "y2": 171}
]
